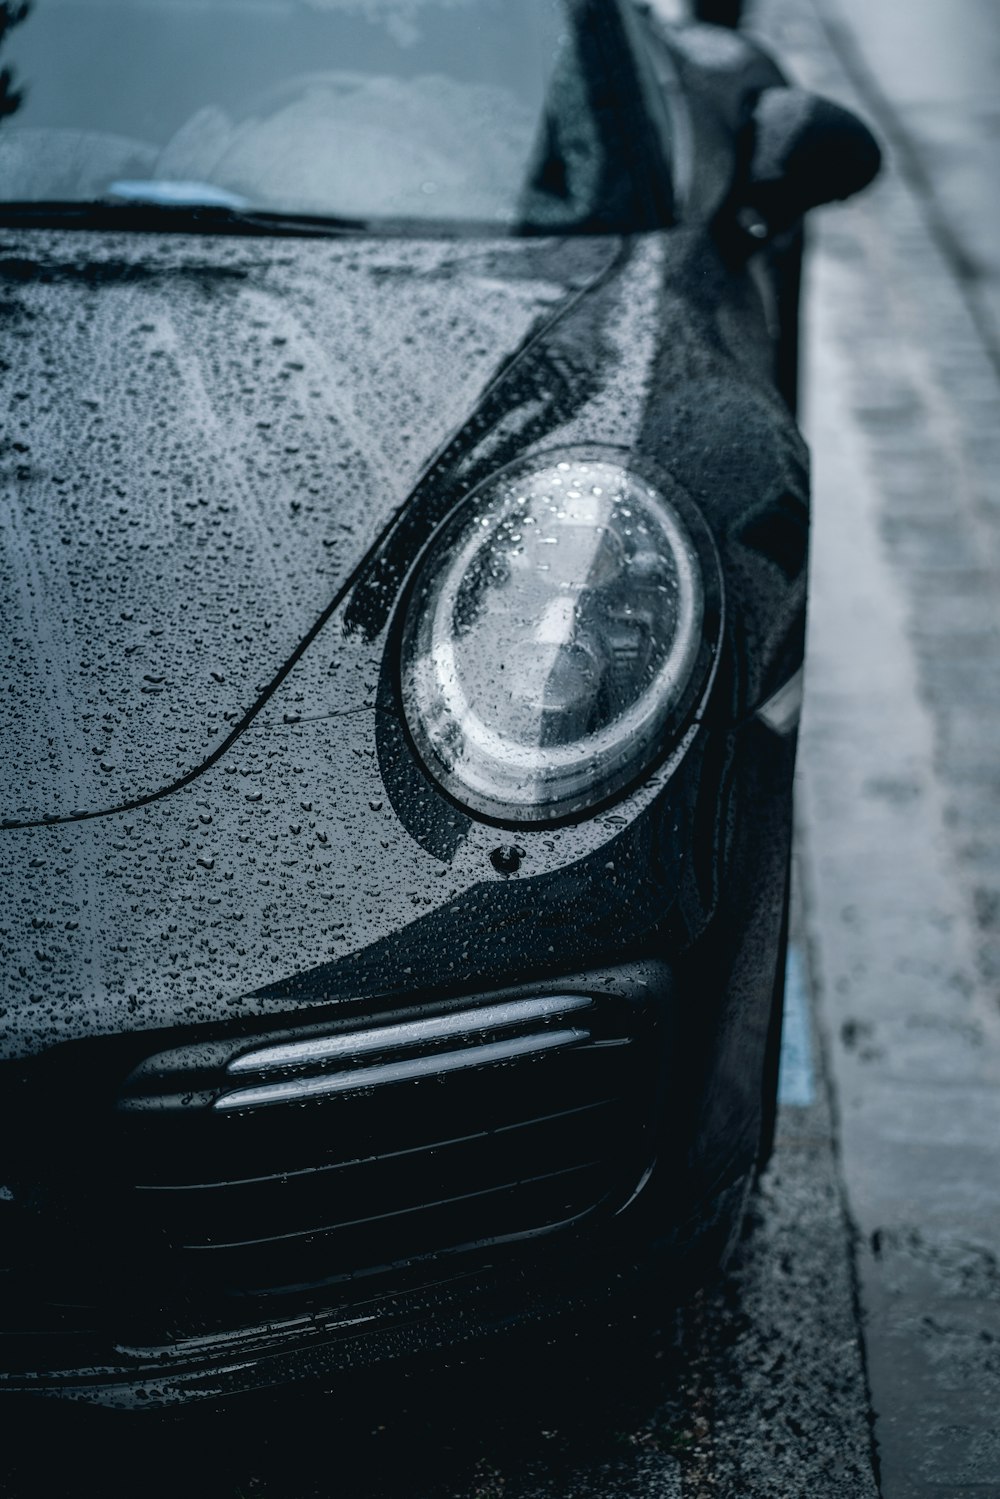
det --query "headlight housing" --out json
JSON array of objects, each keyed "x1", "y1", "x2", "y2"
[{"x1": 400, "y1": 449, "x2": 719, "y2": 824}]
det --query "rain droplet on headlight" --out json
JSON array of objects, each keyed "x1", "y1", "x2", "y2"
[{"x1": 400, "y1": 451, "x2": 709, "y2": 823}]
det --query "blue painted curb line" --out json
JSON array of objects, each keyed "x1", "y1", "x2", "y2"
[{"x1": 778, "y1": 944, "x2": 815, "y2": 1107}]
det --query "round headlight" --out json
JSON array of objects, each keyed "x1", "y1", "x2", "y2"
[{"x1": 400, "y1": 450, "x2": 715, "y2": 824}]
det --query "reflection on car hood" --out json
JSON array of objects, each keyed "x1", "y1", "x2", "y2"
[
  {"x1": 0, "y1": 226, "x2": 814, "y2": 1061},
  {"x1": 0, "y1": 229, "x2": 617, "y2": 823}
]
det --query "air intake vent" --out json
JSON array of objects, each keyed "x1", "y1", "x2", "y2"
[{"x1": 114, "y1": 988, "x2": 654, "y2": 1304}]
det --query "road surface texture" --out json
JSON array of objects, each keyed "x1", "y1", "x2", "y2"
[{"x1": 5, "y1": 0, "x2": 999, "y2": 1495}]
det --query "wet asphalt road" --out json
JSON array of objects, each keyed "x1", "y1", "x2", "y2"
[{"x1": 5, "y1": 0, "x2": 1000, "y2": 1492}]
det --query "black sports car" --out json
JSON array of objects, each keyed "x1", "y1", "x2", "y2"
[{"x1": 0, "y1": 0, "x2": 878, "y2": 1406}]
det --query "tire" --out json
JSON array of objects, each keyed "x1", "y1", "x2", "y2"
[{"x1": 756, "y1": 861, "x2": 791, "y2": 1173}]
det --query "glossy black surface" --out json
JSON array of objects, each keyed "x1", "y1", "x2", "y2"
[{"x1": 0, "y1": 3, "x2": 878, "y2": 1405}]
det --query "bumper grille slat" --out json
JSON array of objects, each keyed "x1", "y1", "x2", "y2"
[
  {"x1": 226, "y1": 994, "x2": 594, "y2": 1076},
  {"x1": 135, "y1": 1098, "x2": 616, "y2": 1194},
  {"x1": 181, "y1": 1161, "x2": 599, "y2": 1254},
  {"x1": 215, "y1": 1025, "x2": 594, "y2": 1112},
  {"x1": 136, "y1": 1100, "x2": 617, "y2": 1249}
]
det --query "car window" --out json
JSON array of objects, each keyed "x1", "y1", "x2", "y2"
[{"x1": 0, "y1": 0, "x2": 670, "y2": 233}]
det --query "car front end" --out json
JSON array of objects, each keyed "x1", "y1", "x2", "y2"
[
  {"x1": 0, "y1": 0, "x2": 867, "y2": 1409},
  {"x1": 0, "y1": 243, "x2": 807, "y2": 1394}
]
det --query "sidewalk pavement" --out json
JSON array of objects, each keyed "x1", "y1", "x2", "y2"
[
  {"x1": 816, "y1": 0, "x2": 1000, "y2": 366},
  {"x1": 745, "y1": 0, "x2": 1000, "y2": 1492}
]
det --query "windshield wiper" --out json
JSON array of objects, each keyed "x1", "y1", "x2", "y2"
[{"x1": 0, "y1": 198, "x2": 370, "y2": 237}]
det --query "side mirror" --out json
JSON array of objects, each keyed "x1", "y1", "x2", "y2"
[{"x1": 745, "y1": 87, "x2": 881, "y2": 234}]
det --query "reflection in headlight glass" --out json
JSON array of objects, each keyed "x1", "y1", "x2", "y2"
[{"x1": 401, "y1": 455, "x2": 706, "y2": 822}]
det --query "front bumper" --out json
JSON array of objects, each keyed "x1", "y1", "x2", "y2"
[
  {"x1": 1, "y1": 708, "x2": 796, "y2": 1408},
  {"x1": 0, "y1": 959, "x2": 755, "y2": 1408}
]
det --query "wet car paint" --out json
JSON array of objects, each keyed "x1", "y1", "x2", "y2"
[
  {"x1": 0, "y1": 222, "x2": 806, "y2": 1055},
  {"x1": 0, "y1": 14, "x2": 860, "y2": 1406},
  {"x1": 0, "y1": 234, "x2": 618, "y2": 824}
]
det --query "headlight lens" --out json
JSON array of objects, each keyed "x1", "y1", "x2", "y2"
[{"x1": 400, "y1": 451, "x2": 711, "y2": 823}]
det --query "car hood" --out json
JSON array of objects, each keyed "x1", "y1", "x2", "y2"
[
  {"x1": 0, "y1": 222, "x2": 813, "y2": 1060},
  {"x1": 0, "y1": 229, "x2": 618, "y2": 824}
]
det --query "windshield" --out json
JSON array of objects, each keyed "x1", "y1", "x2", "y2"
[{"x1": 0, "y1": 0, "x2": 668, "y2": 233}]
